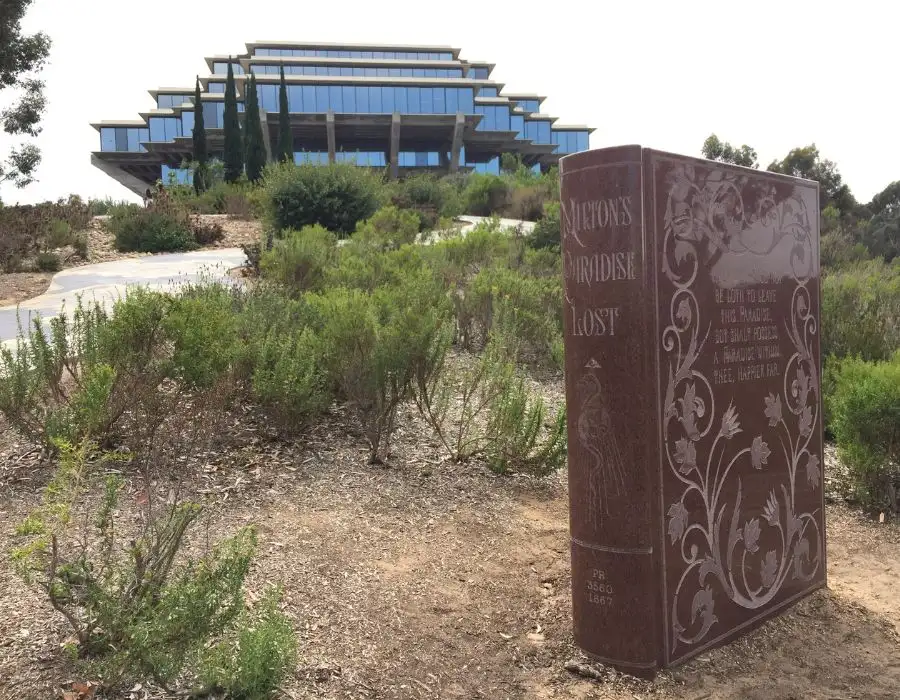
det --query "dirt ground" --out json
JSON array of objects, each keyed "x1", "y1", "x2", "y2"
[
  {"x1": 0, "y1": 215, "x2": 261, "y2": 307},
  {"x1": 0, "y1": 393, "x2": 899, "y2": 699}
]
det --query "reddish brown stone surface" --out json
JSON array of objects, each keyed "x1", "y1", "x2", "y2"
[{"x1": 560, "y1": 146, "x2": 825, "y2": 675}]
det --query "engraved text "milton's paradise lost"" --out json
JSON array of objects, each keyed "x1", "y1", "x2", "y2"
[{"x1": 561, "y1": 195, "x2": 633, "y2": 247}]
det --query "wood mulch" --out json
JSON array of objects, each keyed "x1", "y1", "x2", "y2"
[{"x1": 0, "y1": 374, "x2": 899, "y2": 699}]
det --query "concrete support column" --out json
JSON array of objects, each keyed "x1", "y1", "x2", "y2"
[
  {"x1": 390, "y1": 112, "x2": 401, "y2": 179},
  {"x1": 326, "y1": 111, "x2": 336, "y2": 164},
  {"x1": 449, "y1": 112, "x2": 465, "y2": 173},
  {"x1": 259, "y1": 111, "x2": 274, "y2": 162},
  {"x1": 438, "y1": 151, "x2": 449, "y2": 169}
]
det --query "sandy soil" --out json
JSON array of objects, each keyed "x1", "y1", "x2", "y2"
[
  {"x1": 0, "y1": 215, "x2": 261, "y2": 307},
  {"x1": 0, "y1": 393, "x2": 898, "y2": 699}
]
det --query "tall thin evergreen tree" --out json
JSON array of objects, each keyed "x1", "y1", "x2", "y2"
[
  {"x1": 191, "y1": 76, "x2": 208, "y2": 194},
  {"x1": 243, "y1": 73, "x2": 267, "y2": 183},
  {"x1": 278, "y1": 64, "x2": 293, "y2": 163},
  {"x1": 222, "y1": 59, "x2": 243, "y2": 183}
]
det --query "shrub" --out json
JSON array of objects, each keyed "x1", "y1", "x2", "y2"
[
  {"x1": 263, "y1": 161, "x2": 384, "y2": 236},
  {"x1": 164, "y1": 283, "x2": 240, "y2": 389},
  {"x1": 72, "y1": 231, "x2": 89, "y2": 259},
  {"x1": 47, "y1": 219, "x2": 73, "y2": 249},
  {"x1": 822, "y1": 259, "x2": 900, "y2": 361},
  {"x1": 12, "y1": 439, "x2": 260, "y2": 692},
  {"x1": 464, "y1": 173, "x2": 511, "y2": 216},
  {"x1": 191, "y1": 216, "x2": 225, "y2": 245},
  {"x1": 260, "y1": 224, "x2": 336, "y2": 293},
  {"x1": 107, "y1": 203, "x2": 196, "y2": 253},
  {"x1": 199, "y1": 586, "x2": 296, "y2": 699},
  {"x1": 389, "y1": 174, "x2": 462, "y2": 229},
  {"x1": 828, "y1": 354, "x2": 900, "y2": 513},
  {"x1": 507, "y1": 185, "x2": 548, "y2": 221},
  {"x1": 355, "y1": 205, "x2": 420, "y2": 249},
  {"x1": 529, "y1": 201, "x2": 561, "y2": 250},
  {"x1": 35, "y1": 251, "x2": 62, "y2": 272},
  {"x1": 0, "y1": 196, "x2": 92, "y2": 271}
]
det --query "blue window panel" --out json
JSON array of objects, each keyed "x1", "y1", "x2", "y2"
[
  {"x1": 497, "y1": 106, "x2": 510, "y2": 130},
  {"x1": 362, "y1": 51, "x2": 372, "y2": 58},
  {"x1": 286, "y1": 86, "x2": 300, "y2": 111},
  {"x1": 369, "y1": 86, "x2": 382, "y2": 113},
  {"x1": 100, "y1": 128, "x2": 116, "y2": 151},
  {"x1": 208, "y1": 82, "x2": 225, "y2": 93},
  {"x1": 576, "y1": 131, "x2": 589, "y2": 151},
  {"x1": 313, "y1": 66, "x2": 324, "y2": 76},
  {"x1": 315, "y1": 85, "x2": 329, "y2": 111},
  {"x1": 382, "y1": 86, "x2": 395, "y2": 113},
  {"x1": 181, "y1": 111, "x2": 195, "y2": 136},
  {"x1": 408, "y1": 87, "x2": 420, "y2": 113},
  {"x1": 373, "y1": 51, "x2": 383, "y2": 59},
  {"x1": 420, "y1": 88, "x2": 433, "y2": 114},
  {"x1": 356, "y1": 86, "x2": 369, "y2": 112},
  {"x1": 341, "y1": 66, "x2": 353, "y2": 77},
  {"x1": 384, "y1": 51, "x2": 395, "y2": 59},
  {"x1": 396, "y1": 86, "x2": 408, "y2": 112},
  {"x1": 459, "y1": 88, "x2": 474, "y2": 114},
  {"x1": 162, "y1": 165, "x2": 193, "y2": 186},
  {"x1": 402, "y1": 68, "x2": 412, "y2": 77},
  {"x1": 433, "y1": 87, "x2": 445, "y2": 113},
  {"x1": 364, "y1": 67, "x2": 376, "y2": 77},
  {"x1": 512, "y1": 114, "x2": 524, "y2": 139},
  {"x1": 446, "y1": 87, "x2": 458, "y2": 114},
  {"x1": 330, "y1": 66, "x2": 340, "y2": 76},
  {"x1": 425, "y1": 68, "x2": 435, "y2": 78},
  {"x1": 538, "y1": 121, "x2": 551, "y2": 144},
  {"x1": 114, "y1": 128, "x2": 129, "y2": 151},
  {"x1": 301, "y1": 86, "x2": 315, "y2": 112},
  {"x1": 415, "y1": 152, "x2": 428, "y2": 167},
  {"x1": 428, "y1": 152, "x2": 439, "y2": 166},
  {"x1": 377, "y1": 67, "x2": 388, "y2": 77},
  {"x1": 138, "y1": 128, "x2": 149, "y2": 151},
  {"x1": 149, "y1": 118, "x2": 166, "y2": 141},
  {"x1": 342, "y1": 86, "x2": 356, "y2": 113},
  {"x1": 204, "y1": 103, "x2": 219, "y2": 128},
  {"x1": 329, "y1": 85, "x2": 343, "y2": 112},
  {"x1": 479, "y1": 87, "x2": 498, "y2": 98},
  {"x1": 256, "y1": 48, "x2": 268, "y2": 56}
]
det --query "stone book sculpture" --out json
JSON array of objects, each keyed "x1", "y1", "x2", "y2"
[{"x1": 559, "y1": 146, "x2": 826, "y2": 676}]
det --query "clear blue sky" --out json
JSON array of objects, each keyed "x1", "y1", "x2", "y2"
[{"x1": 1, "y1": 0, "x2": 897, "y2": 205}]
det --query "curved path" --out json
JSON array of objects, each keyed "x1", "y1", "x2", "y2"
[{"x1": 0, "y1": 249, "x2": 246, "y2": 347}]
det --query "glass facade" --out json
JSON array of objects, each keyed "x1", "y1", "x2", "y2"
[
  {"x1": 253, "y1": 64, "x2": 463, "y2": 78},
  {"x1": 475, "y1": 104, "x2": 511, "y2": 131},
  {"x1": 552, "y1": 130, "x2": 590, "y2": 154},
  {"x1": 157, "y1": 94, "x2": 193, "y2": 108},
  {"x1": 257, "y1": 84, "x2": 474, "y2": 114},
  {"x1": 467, "y1": 67, "x2": 489, "y2": 79},
  {"x1": 257, "y1": 48, "x2": 453, "y2": 60},
  {"x1": 478, "y1": 87, "x2": 498, "y2": 97},
  {"x1": 208, "y1": 82, "x2": 225, "y2": 93},
  {"x1": 100, "y1": 127, "x2": 150, "y2": 152},
  {"x1": 515, "y1": 99, "x2": 540, "y2": 113},
  {"x1": 162, "y1": 164, "x2": 193, "y2": 185},
  {"x1": 524, "y1": 119, "x2": 552, "y2": 144},
  {"x1": 213, "y1": 62, "x2": 244, "y2": 75}
]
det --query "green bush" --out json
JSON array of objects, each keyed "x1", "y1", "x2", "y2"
[
  {"x1": 35, "y1": 251, "x2": 62, "y2": 271},
  {"x1": 828, "y1": 354, "x2": 900, "y2": 513},
  {"x1": 107, "y1": 203, "x2": 196, "y2": 253},
  {"x1": 355, "y1": 205, "x2": 421, "y2": 250},
  {"x1": 12, "y1": 440, "x2": 261, "y2": 691},
  {"x1": 72, "y1": 231, "x2": 89, "y2": 259},
  {"x1": 529, "y1": 201, "x2": 561, "y2": 250},
  {"x1": 263, "y1": 161, "x2": 384, "y2": 236},
  {"x1": 822, "y1": 259, "x2": 900, "y2": 361},
  {"x1": 389, "y1": 174, "x2": 462, "y2": 229},
  {"x1": 164, "y1": 283, "x2": 241, "y2": 389},
  {"x1": 260, "y1": 224, "x2": 336, "y2": 293},
  {"x1": 199, "y1": 586, "x2": 296, "y2": 699},
  {"x1": 464, "y1": 173, "x2": 511, "y2": 216}
]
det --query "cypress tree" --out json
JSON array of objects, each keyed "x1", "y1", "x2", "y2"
[
  {"x1": 243, "y1": 74, "x2": 267, "y2": 183},
  {"x1": 222, "y1": 59, "x2": 243, "y2": 183},
  {"x1": 277, "y1": 64, "x2": 293, "y2": 162},
  {"x1": 191, "y1": 76, "x2": 208, "y2": 194}
]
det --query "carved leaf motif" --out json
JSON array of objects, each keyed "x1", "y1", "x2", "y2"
[
  {"x1": 743, "y1": 518, "x2": 761, "y2": 553},
  {"x1": 720, "y1": 403, "x2": 742, "y2": 439},
  {"x1": 760, "y1": 550, "x2": 778, "y2": 588},
  {"x1": 676, "y1": 298, "x2": 692, "y2": 325},
  {"x1": 699, "y1": 557, "x2": 721, "y2": 585},
  {"x1": 799, "y1": 406, "x2": 813, "y2": 438},
  {"x1": 806, "y1": 453, "x2": 821, "y2": 488},
  {"x1": 764, "y1": 393, "x2": 783, "y2": 427},
  {"x1": 751, "y1": 436, "x2": 771, "y2": 469},
  {"x1": 677, "y1": 383, "x2": 702, "y2": 440},
  {"x1": 674, "y1": 438, "x2": 697, "y2": 474},
  {"x1": 667, "y1": 501, "x2": 689, "y2": 544},
  {"x1": 691, "y1": 586, "x2": 717, "y2": 635},
  {"x1": 763, "y1": 490, "x2": 779, "y2": 526},
  {"x1": 797, "y1": 295, "x2": 808, "y2": 316}
]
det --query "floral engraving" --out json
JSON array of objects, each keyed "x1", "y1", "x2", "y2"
[{"x1": 660, "y1": 164, "x2": 823, "y2": 653}]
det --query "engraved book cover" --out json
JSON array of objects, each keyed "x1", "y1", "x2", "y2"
[{"x1": 559, "y1": 146, "x2": 826, "y2": 675}]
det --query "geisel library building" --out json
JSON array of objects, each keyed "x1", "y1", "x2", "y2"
[{"x1": 91, "y1": 41, "x2": 594, "y2": 194}]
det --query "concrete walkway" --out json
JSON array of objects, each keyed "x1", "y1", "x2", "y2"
[
  {"x1": 0, "y1": 249, "x2": 246, "y2": 347},
  {"x1": 457, "y1": 215, "x2": 536, "y2": 235}
]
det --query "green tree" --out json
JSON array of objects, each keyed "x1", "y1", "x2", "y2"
[
  {"x1": 222, "y1": 59, "x2": 243, "y2": 183},
  {"x1": 192, "y1": 77, "x2": 209, "y2": 194},
  {"x1": 278, "y1": 64, "x2": 293, "y2": 163},
  {"x1": 767, "y1": 144, "x2": 857, "y2": 216},
  {"x1": 864, "y1": 180, "x2": 899, "y2": 261},
  {"x1": 0, "y1": 0, "x2": 51, "y2": 188},
  {"x1": 243, "y1": 74, "x2": 267, "y2": 183},
  {"x1": 701, "y1": 134, "x2": 758, "y2": 168}
]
